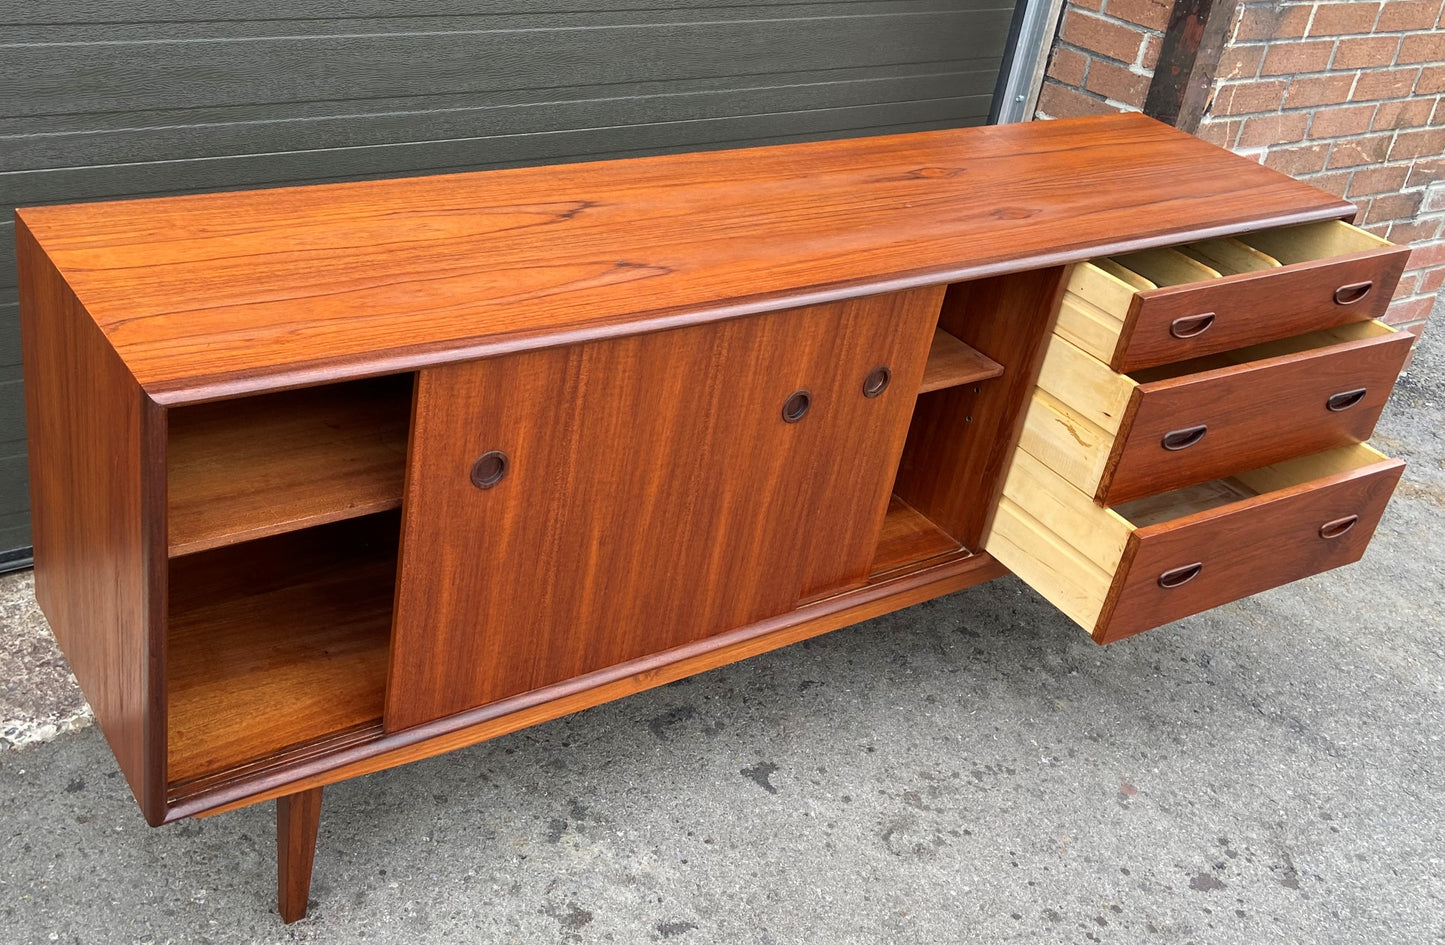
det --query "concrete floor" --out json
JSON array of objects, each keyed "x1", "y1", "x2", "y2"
[{"x1": 2, "y1": 330, "x2": 1442, "y2": 945}]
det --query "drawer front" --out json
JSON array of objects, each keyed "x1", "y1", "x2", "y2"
[
  {"x1": 1117, "y1": 245, "x2": 1409, "y2": 372},
  {"x1": 985, "y1": 443, "x2": 1405, "y2": 644},
  {"x1": 1096, "y1": 455, "x2": 1403, "y2": 642},
  {"x1": 1103, "y1": 326, "x2": 1413, "y2": 505}
]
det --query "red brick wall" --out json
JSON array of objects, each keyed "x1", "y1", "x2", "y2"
[
  {"x1": 1037, "y1": 0, "x2": 1171, "y2": 117},
  {"x1": 1037, "y1": 0, "x2": 1445, "y2": 341}
]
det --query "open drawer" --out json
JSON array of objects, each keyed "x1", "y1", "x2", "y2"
[
  {"x1": 1022, "y1": 319, "x2": 1412, "y2": 505},
  {"x1": 1057, "y1": 220, "x2": 1410, "y2": 373},
  {"x1": 985, "y1": 443, "x2": 1403, "y2": 644}
]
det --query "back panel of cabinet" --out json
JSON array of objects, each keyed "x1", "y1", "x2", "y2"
[{"x1": 384, "y1": 288, "x2": 943, "y2": 730}]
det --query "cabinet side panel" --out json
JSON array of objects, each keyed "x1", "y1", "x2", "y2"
[
  {"x1": 893, "y1": 268, "x2": 1069, "y2": 549},
  {"x1": 17, "y1": 219, "x2": 162, "y2": 823}
]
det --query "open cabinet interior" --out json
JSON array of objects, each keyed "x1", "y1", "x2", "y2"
[
  {"x1": 875, "y1": 269, "x2": 1068, "y2": 580},
  {"x1": 165, "y1": 376, "x2": 414, "y2": 791},
  {"x1": 868, "y1": 323, "x2": 1005, "y2": 578},
  {"x1": 167, "y1": 374, "x2": 412, "y2": 556},
  {"x1": 167, "y1": 513, "x2": 400, "y2": 787}
]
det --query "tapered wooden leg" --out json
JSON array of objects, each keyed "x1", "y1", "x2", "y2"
[{"x1": 277, "y1": 786, "x2": 323, "y2": 923}]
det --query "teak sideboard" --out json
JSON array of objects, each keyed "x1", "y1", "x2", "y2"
[{"x1": 17, "y1": 114, "x2": 1412, "y2": 922}]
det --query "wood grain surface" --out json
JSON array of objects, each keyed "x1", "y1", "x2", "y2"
[
  {"x1": 919, "y1": 328, "x2": 1004, "y2": 393},
  {"x1": 277, "y1": 787, "x2": 323, "y2": 924},
  {"x1": 1095, "y1": 455, "x2": 1403, "y2": 643},
  {"x1": 1116, "y1": 246, "x2": 1409, "y2": 372},
  {"x1": 867, "y1": 495, "x2": 963, "y2": 578},
  {"x1": 1100, "y1": 326, "x2": 1412, "y2": 504},
  {"x1": 384, "y1": 290, "x2": 940, "y2": 731},
  {"x1": 170, "y1": 551, "x2": 1007, "y2": 820},
  {"x1": 15, "y1": 114, "x2": 1407, "y2": 848},
  {"x1": 15, "y1": 114, "x2": 1353, "y2": 403},
  {"x1": 893, "y1": 268, "x2": 1070, "y2": 550},
  {"x1": 167, "y1": 515, "x2": 398, "y2": 784},
  {"x1": 167, "y1": 375, "x2": 411, "y2": 556},
  {"x1": 17, "y1": 218, "x2": 167, "y2": 824}
]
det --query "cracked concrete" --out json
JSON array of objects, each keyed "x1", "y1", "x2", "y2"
[
  {"x1": 0, "y1": 570, "x2": 91, "y2": 751},
  {"x1": 1, "y1": 327, "x2": 1441, "y2": 944}
]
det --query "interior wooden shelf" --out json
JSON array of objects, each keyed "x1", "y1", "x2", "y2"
[
  {"x1": 919, "y1": 328, "x2": 1004, "y2": 394},
  {"x1": 167, "y1": 375, "x2": 412, "y2": 557},
  {"x1": 166, "y1": 515, "x2": 399, "y2": 786},
  {"x1": 869, "y1": 495, "x2": 964, "y2": 577}
]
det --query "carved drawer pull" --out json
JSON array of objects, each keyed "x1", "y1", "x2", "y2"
[
  {"x1": 1319, "y1": 515, "x2": 1359, "y2": 540},
  {"x1": 1334, "y1": 281, "x2": 1372, "y2": 305},
  {"x1": 470, "y1": 450, "x2": 509, "y2": 489},
  {"x1": 1161, "y1": 424, "x2": 1208, "y2": 451},
  {"x1": 862, "y1": 366, "x2": 891, "y2": 398},
  {"x1": 1170, "y1": 313, "x2": 1215, "y2": 339},
  {"x1": 1326, "y1": 388, "x2": 1367, "y2": 412},
  {"x1": 782, "y1": 389, "x2": 812, "y2": 423},
  {"x1": 1158, "y1": 562, "x2": 1203, "y2": 589}
]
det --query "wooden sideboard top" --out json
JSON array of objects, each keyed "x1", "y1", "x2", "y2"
[{"x1": 16, "y1": 113, "x2": 1353, "y2": 404}]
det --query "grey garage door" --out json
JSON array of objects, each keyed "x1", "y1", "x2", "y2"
[{"x1": 0, "y1": 0, "x2": 1024, "y2": 566}]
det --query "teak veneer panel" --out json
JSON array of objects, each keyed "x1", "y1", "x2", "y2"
[
  {"x1": 985, "y1": 442, "x2": 1406, "y2": 642},
  {"x1": 1097, "y1": 455, "x2": 1403, "y2": 642},
  {"x1": 167, "y1": 516, "x2": 398, "y2": 785},
  {"x1": 919, "y1": 328, "x2": 1004, "y2": 393},
  {"x1": 868, "y1": 496, "x2": 963, "y2": 578},
  {"x1": 1116, "y1": 248, "x2": 1408, "y2": 374},
  {"x1": 167, "y1": 377, "x2": 411, "y2": 556},
  {"x1": 1099, "y1": 325, "x2": 1412, "y2": 504},
  {"x1": 385, "y1": 290, "x2": 941, "y2": 731},
  {"x1": 17, "y1": 219, "x2": 166, "y2": 824},
  {"x1": 1027, "y1": 319, "x2": 1413, "y2": 506},
  {"x1": 14, "y1": 114, "x2": 1353, "y2": 402}
]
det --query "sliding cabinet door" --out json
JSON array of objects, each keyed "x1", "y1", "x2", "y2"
[{"x1": 385, "y1": 288, "x2": 941, "y2": 730}]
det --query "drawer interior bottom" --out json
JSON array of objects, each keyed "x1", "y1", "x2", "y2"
[{"x1": 1112, "y1": 442, "x2": 1390, "y2": 530}]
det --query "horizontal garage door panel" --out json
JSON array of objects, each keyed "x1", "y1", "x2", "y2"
[
  {"x1": 3, "y1": 7, "x2": 1008, "y2": 118},
  {"x1": 1, "y1": 66, "x2": 998, "y2": 172},
  {"x1": 6, "y1": 0, "x2": 990, "y2": 22}
]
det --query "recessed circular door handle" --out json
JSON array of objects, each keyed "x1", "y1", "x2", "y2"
[
  {"x1": 1162, "y1": 425, "x2": 1208, "y2": 451},
  {"x1": 1319, "y1": 514, "x2": 1359, "y2": 540},
  {"x1": 862, "y1": 366, "x2": 891, "y2": 398},
  {"x1": 1158, "y1": 562, "x2": 1203, "y2": 589},
  {"x1": 1334, "y1": 281, "x2": 1372, "y2": 305},
  {"x1": 1326, "y1": 388, "x2": 1367, "y2": 412},
  {"x1": 782, "y1": 389, "x2": 812, "y2": 423},
  {"x1": 470, "y1": 450, "x2": 509, "y2": 489},
  {"x1": 1170, "y1": 313, "x2": 1216, "y2": 339}
]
